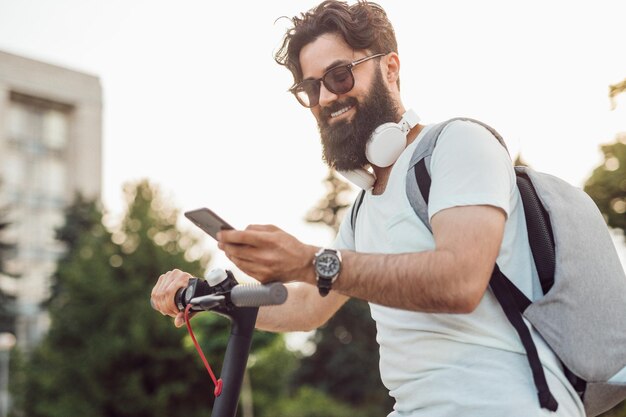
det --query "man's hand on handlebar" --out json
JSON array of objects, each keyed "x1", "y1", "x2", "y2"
[{"x1": 151, "y1": 269, "x2": 193, "y2": 328}]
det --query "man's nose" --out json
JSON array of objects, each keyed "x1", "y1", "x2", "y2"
[{"x1": 318, "y1": 83, "x2": 339, "y2": 108}]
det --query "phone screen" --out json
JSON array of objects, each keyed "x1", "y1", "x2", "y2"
[{"x1": 184, "y1": 208, "x2": 233, "y2": 240}]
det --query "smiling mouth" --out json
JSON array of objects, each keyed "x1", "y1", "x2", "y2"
[{"x1": 330, "y1": 105, "x2": 354, "y2": 118}]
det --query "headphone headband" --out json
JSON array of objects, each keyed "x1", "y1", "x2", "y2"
[{"x1": 400, "y1": 109, "x2": 420, "y2": 133}]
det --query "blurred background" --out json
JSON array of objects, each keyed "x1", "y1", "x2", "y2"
[{"x1": 0, "y1": 0, "x2": 625, "y2": 416}]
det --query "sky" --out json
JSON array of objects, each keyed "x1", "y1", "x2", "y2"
[{"x1": 1, "y1": 0, "x2": 625, "y2": 271}]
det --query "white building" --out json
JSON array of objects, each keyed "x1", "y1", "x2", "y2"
[{"x1": 0, "y1": 50, "x2": 102, "y2": 350}]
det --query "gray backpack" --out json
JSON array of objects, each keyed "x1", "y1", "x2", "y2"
[{"x1": 350, "y1": 118, "x2": 626, "y2": 416}]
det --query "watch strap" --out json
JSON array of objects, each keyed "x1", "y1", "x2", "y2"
[{"x1": 317, "y1": 278, "x2": 332, "y2": 297}]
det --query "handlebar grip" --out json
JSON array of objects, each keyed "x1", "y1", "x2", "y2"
[
  {"x1": 229, "y1": 282, "x2": 288, "y2": 307},
  {"x1": 150, "y1": 283, "x2": 208, "y2": 312},
  {"x1": 149, "y1": 287, "x2": 186, "y2": 311}
]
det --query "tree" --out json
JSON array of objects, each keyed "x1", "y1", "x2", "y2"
[
  {"x1": 305, "y1": 169, "x2": 354, "y2": 234},
  {"x1": 247, "y1": 335, "x2": 299, "y2": 417},
  {"x1": 609, "y1": 78, "x2": 626, "y2": 110},
  {"x1": 300, "y1": 169, "x2": 394, "y2": 416},
  {"x1": 0, "y1": 208, "x2": 12, "y2": 272},
  {"x1": 584, "y1": 75, "x2": 626, "y2": 240},
  {"x1": 584, "y1": 134, "x2": 626, "y2": 239},
  {"x1": 44, "y1": 192, "x2": 103, "y2": 306},
  {"x1": 14, "y1": 180, "x2": 282, "y2": 417}
]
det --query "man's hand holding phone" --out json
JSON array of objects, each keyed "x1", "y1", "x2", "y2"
[
  {"x1": 217, "y1": 224, "x2": 318, "y2": 286},
  {"x1": 184, "y1": 207, "x2": 317, "y2": 286}
]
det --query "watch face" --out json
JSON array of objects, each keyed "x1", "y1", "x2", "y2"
[{"x1": 315, "y1": 252, "x2": 341, "y2": 279}]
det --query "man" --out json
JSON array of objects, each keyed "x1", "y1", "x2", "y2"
[{"x1": 151, "y1": 1, "x2": 585, "y2": 415}]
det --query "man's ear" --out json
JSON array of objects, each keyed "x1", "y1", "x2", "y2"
[{"x1": 383, "y1": 52, "x2": 400, "y2": 87}]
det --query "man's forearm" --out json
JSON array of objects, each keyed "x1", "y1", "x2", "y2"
[
  {"x1": 317, "y1": 206, "x2": 503, "y2": 313},
  {"x1": 332, "y1": 249, "x2": 484, "y2": 314},
  {"x1": 255, "y1": 282, "x2": 349, "y2": 332}
]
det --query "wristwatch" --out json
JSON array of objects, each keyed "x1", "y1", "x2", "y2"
[{"x1": 313, "y1": 248, "x2": 342, "y2": 297}]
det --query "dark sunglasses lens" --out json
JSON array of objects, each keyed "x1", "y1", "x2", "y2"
[
  {"x1": 295, "y1": 81, "x2": 320, "y2": 107},
  {"x1": 324, "y1": 66, "x2": 354, "y2": 94}
]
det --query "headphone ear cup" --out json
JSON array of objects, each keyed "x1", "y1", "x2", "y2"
[
  {"x1": 337, "y1": 169, "x2": 376, "y2": 190},
  {"x1": 365, "y1": 123, "x2": 407, "y2": 168}
]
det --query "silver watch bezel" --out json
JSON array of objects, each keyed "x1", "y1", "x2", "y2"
[{"x1": 313, "y1": 248, "x2": 342, "y2": 282}]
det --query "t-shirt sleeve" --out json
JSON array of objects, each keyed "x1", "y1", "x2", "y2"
[{"x1": 427, "y1": 120, "x2": 515, "y2": 221}]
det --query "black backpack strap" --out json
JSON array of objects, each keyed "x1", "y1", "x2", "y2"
[
  {"x1": 350, "y1": 190, "x2": 366, "y2": 232},
  {"x1": 414, "y1": 159, "x2": 431, "y2": 204},
  {"x1": 407, "y1": 118, "x2": 510, "y2": 232},
  {"x1": 490, "y1": 265, "x2": 558, "y2": 411}
]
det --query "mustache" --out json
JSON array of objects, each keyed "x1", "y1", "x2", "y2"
[{"x1": 319, "y1": 97, "x2": 358, "y2": 122}]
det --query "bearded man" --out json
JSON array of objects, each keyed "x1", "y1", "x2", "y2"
[{"x1": 151, "y1": 2, "x2": 585, "y2": 416}]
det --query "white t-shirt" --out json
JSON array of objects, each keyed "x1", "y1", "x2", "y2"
[{"x1": 334, "y1": 120, "x2": 585, "y2": 417}]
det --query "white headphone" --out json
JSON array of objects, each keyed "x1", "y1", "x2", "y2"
[{"x1": 338, "y1": 109, "x2": 420, "y2": 190}]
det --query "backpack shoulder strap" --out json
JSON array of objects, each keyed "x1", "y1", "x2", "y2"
[
  {"x1": 350, "y1": 189, "x2": 366, "y2": 232},
  {"x1": 406, "y1": 118, "x2": 551, "y2": 304},
  {"x1": 406, "y1": 117, "x2": 511, "y2": 232}
]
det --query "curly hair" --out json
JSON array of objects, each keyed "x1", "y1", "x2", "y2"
[{"x1": 274, "y1": 0, "x2": 399, "y2": 88}]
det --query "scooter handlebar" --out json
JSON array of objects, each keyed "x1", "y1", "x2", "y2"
[{"x1": 229, "y1": 282, "x2": 288, "y2": 307}]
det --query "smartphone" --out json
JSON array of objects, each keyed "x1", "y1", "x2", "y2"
[{"x1": 184, "y1": 207, "x2": 234, "y2": 240}]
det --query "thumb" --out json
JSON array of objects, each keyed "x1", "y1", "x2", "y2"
[{"x1": 174, "y1": 312, "x2": 185, "y2": 328}]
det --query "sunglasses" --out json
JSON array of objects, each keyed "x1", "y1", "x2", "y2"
[{"x1": 289, "y1": 53, "x2": 386, "y2": 108}]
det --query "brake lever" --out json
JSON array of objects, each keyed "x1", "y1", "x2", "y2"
[{"x1": 189, "y1": 294, "x2": 226, "y2": 310}]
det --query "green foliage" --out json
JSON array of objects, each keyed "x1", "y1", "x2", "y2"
[
  {"x1": 0, "y1": 207, "x2": 12, "y2": 273},
  {"x1": 584, "y1": 136, "x2": 626, "y2": 239},
  {"x1": 609, "y1": 78, "x2": 626, "y2": 110},
  {"x1": 12, "y1": 173, "x2": 393, "y2": 417},
  {"x1": 271, "y1": 386, "x2": 357, "y2": 417},
  {"x1": 6, "y1": 179, "x2": 300, "y2": 417},
  {"x1": 13, "y1": 180, "x2": 225, "y2": 417},
  {"x1": 45, "y1": 193, "x2": 103, "y2": 306},
  {"x1": 7, "y1": 347, "x2": 25, "y2": 417},
  {"x1": 248, "y1": 335, "x2": 371, "y2": 417},
  {"x1": 305, "y1": 169, "x2": 355, "y2": 233},
  {"x1": 248, "y1": 335, "x2": 299, "y2": 417},
  {"x1": 54, "y1": 192, "x2": 104, "y2": 256}
]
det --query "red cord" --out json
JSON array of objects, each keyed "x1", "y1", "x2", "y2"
[{"x1": 185, "y1": 304, "x2": 223, "y2": 397}]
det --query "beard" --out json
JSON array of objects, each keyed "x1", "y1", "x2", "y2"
[{"x1": 317, "y1": 68, "x2": 400, "y2": 171}]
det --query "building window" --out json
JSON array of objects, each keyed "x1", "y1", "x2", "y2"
[
  {"x1": 3, "y1": 93, "x2": 72, "y2": 268},
  {"x1": 42, "y1": 109, "x2": 68, "y2": 150}
]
